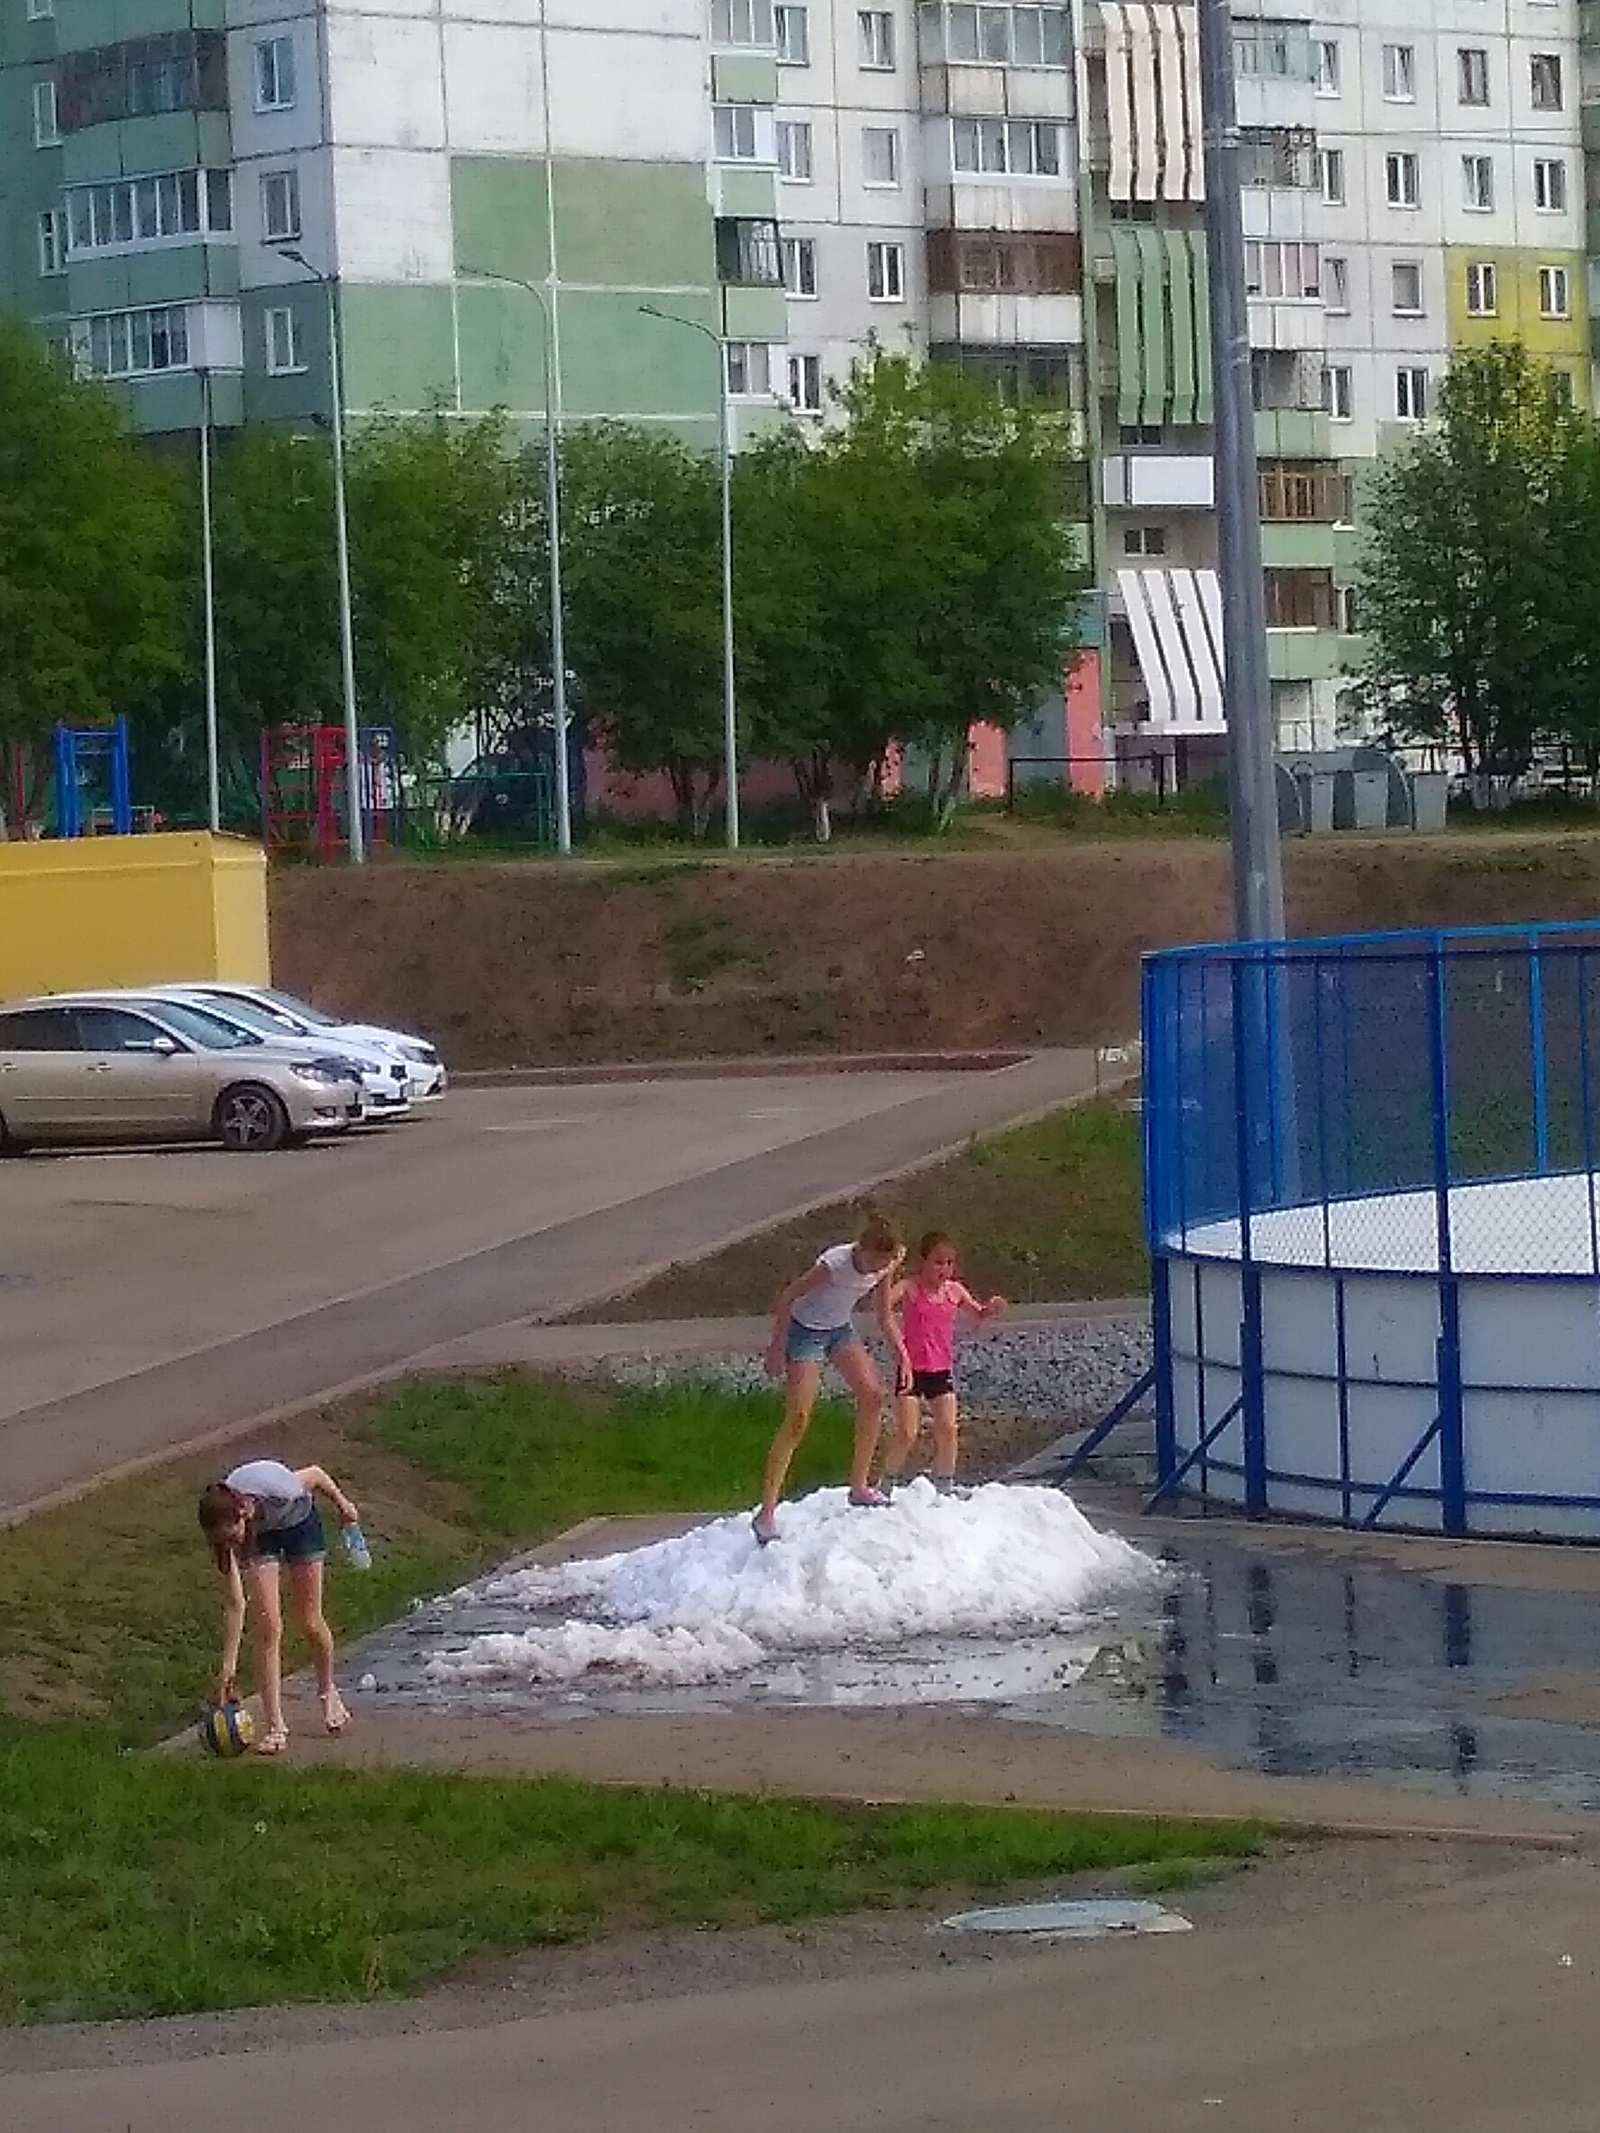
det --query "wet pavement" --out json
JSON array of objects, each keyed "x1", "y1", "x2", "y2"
[{"x1": 351, "y1": 1522, "x2": 1600, "y2": 1820}]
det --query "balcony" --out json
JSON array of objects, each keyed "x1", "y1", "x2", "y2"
[
  {"x1": 1259, "y1": 463, "x2": 1352, "y2": 524},
  {"x1": 927, "y1": 226, "x2": 1080, "y2": 294},
  {"x1": 715, "y1": 216, "x2": 782, "y2": 288},
  {"x1": 1103, "y1": 453, "x2": 1214, "y2": 508}
]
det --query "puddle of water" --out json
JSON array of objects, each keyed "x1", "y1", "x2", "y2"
[{"x1": 941, "y1": 1899, "x2": 1191, "y2": 1940}]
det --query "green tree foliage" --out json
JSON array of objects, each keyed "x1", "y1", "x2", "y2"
[
  {"x1": 0, "y1": 314, "x2": 187, "y2": 832},
  {"x1": 1357, "y1": 341, "x2": 1593, "y2": 779}
]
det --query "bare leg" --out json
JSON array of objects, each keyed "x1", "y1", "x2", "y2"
[
  {"x1": 246, "y1": 1557, "x2": 286, "y2": 1747},
  {"x1": 879, "y1": 1389, "x2": 923, "y2": 1482},
  {"x1": 288, "y1": 1557, "x2": 347, "y2": 1730},
  {"x1": 760, "y1": 1358, "x2": 824, "y2": 1525},
  {"x1": 930, "y1": 1393, "x2": 962, "y2": 1482},
  {"x1": 835, "y1": 1342, "x2": 886, "y2": 1496}
]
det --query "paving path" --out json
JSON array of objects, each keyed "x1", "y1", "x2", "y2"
[{"x1": 0, "y1": 1050, "x2": 1107, "y2": 1517}]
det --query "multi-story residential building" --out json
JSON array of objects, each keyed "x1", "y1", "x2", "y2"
[{"x1": 1, "y1": 0, "x2": 1591, "y2": 780}]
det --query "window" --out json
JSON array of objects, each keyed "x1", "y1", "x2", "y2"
[
  {"x1": 74, "y1": 1006, "x2": 172, "y2": 1053},
  {"x1": 1551, "y1": 370, "x2": 1575, "y2": 410},
  {"x1": 254, "y1": 34, "x2": 296, "y2": 111},
  {"x1": 65, "y1": 170, "x2": 227, "y2": 254},
  {"x1": 264, "y1": 305, "x2": 306, "y2": 376},
  {"x1": 1381, "y1": 43, "x2": 1414, "y2": 101},
  {"x1": 1263, "y1": 569, "x2": 1337, "y2": 630},
  {"x1": 56, "y1": 32, "x2": 228, "y2": 131},
  {"x1": 1315, "y1": 38, "x2": 1338, "y2": 94},
  {"x1": 1232, "y1": 21, "x2": 1313, "y2": 79},
  {"x1": 1323, "y1": 364, "x2": 1353, "y2": 421},
  {"x1": 1533, "y1": 157, "x2": 1567, "y2": 212},
  {"x1": 775, "y1": 3, "x2": 809, "y2": 62},
  {"x1": 32, "y1": 79, "x2": 58, "y2": 147},
  {"x1": 1391, "y1": 260, "x2": 1422, "y2": 315},
  {"x1": 929, "y1": 228, "x2": 1079, "y2": 294},
  {"x1": 260, "y1": 169, "x2": 301, "y2": 244},
  {"x1": 1252, "y1": 347, "x2": 1324, "y2": 412},
  {"x1": 930, "y1": 4, "x2": 1069, "y2": 66},
  {"x1": 716, "y1": 216, "x2": 782, "y2": 284},
  {"x1": 1319, "y1": 148, "x2": 1345, "y2": 205},
  {"x1": 1462, "y1": 154, "x2": 1493, "y2": 211},
  {"x1": 36, "y1": 209, "x2": 64, "y2": 276},
  {"x1": 1395, "y1": 366, "x2": 1428, "y2": 421},
  {"x1": 725, "y1": 339, "x2": 774, "y2": 396},
  {"x1": 1540, "y1": 264, "x2": 1570, "y2": 319},
  {"x1": 1238, "y1": 126, "x2": 1318, "y2": 190},
  {"x1": 1386, "y1": 152, "x2": 1419, "y2": 208},
  {"x1": 777, "y1": 118, "x2": 813, "y2": 179},
  {"x1": 951, "y1": 116, "x2": 1063, "y2": 176},
  {"x1": 1120, "y1": 424, "x2": 1162, "y2": 446},
  {"x1": 1259, "y1": 465, "x2": 1353, "y2": 524},
  {"x1": 1465, "y1": 260, "x2": 1497, "y2": 316},
  {"x1": 711, "y1": 0, "x2": 774, "y2": 43},
  {"x1": 207, "y1": 167, "x2": 234, "y2": 233},
  {"x1": 70, "y1": 303, "x2": 191, "y2": 379},
  {"x1": 1244, "y1": 240, "x2": 1320, "y2": 299},
  {"x1": 1322, "y1": 254, "x2": 1348, "y2": 312},
  {"x1": 1457, "y1": 47, "x2": 1488, "y2": 106},
  {"x1": 862, "y1": 124, "x2": 900, "y2": 184},
  {"x1": 1530, "y1": 53, "x2": 1562, "y2": 110},
  {"x1": 858, "y1": 8, "x2": 895, "y2": 66},
  {"x1": 0, "y1": 1007, "x2": 78, "y2": 1051},
  {"x1": 788, "y1": 352, "x2": 822, "y2": 413},
  {"x1": 1122, "y1": 525, "x2": 1167, "y2": 557},
  {"x1": 27, "y1": 0, "x2": 53, "y2": 19},
  {"x1": 714, "y1": 104, "x2": 766, "y2": 160},
  {"x1": 867, "y1": 238, "x2": 905, "y2": 298},
  {"x1": 781, "y1": 233, "x2": 817, "y2": 295}
]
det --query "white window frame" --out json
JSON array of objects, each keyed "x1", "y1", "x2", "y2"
[
  {"x1": 260, "y1": 168, "x2": 301, "y2": 244},
  {"x1": 867, "y1": 238, "x2": 905, "y2": 299},
  {"x1": 1324, "y1": 364, "x2": 1353, "y2": 422},
  {"x1": 713, "y1": 104, "x2": 774, "y2": 162},
  {"x1": 1462, "y1": 154, "x2": 1494, "y2": 212},
  {"x1": 65, "y1": 169, "x2": 229, "y2": 258},
  {"x1": 1385, "y1": 151, "x2": 1420, "y2": 210},
  {"x1": 781, "y1": 234, "x2": 818, "y2": 296},
  {"x1": 1533, "y1": 157, "x2": 1567, "y2": 213},
  {"x1": 1530, "y1": 52, "x2": 1562, "y2": 111},
  {"x1": 787, "y1": 351, "x2": 823, "y2": 414},
  {"x1": 862, "y1": 124, "x2": 900, "y2": 186},
  {"x1": 1314, "y1": 38, "x2": 1338, "y2": 95},
  {"x1": 1381, "y1": 43, "x2": 1414, "y2": 102},
  {"x1": 858, "y1": 8, "x2": 896, "y2": 68},
  {"x1": 1319, "y1": 147, "x2": 1345, "y2": 205},
  {"x1": 32, "y1": 79, "x2": 58, "y2": 148},
  {"x1": 776, "y1": 118, "x2": 814, "y2": 180},
  {"x1": 1396, "y1": 366, "x2": 1428, "y2": 421},
  {"x1": 1465, "y1": 261, "x2": 1497, "y2": 316},
  {"x1": 1391, "y1": 260, "x2": 1423, "y2": 316},
  {"x1": 775, "y1": 3, "x2": 810, "y2": 63},
  {"x1": 1539, "y1": 264, "x2": 1570, "y2": 320},
  {"x1": 264, "y1": 304, "x2": 307, "y2": 377},
  {"x1": 1457, "y1": 46, "x2": 1489, "y2": 107},
  {"x1": 932, "y1": 4, "x2": 1069, "y2": 68},
  {"x1": 36, "y1": 208, "x2": 65, "y2": 276},
  {"x1": 1122, "y1": 525, "x2": 1168, "y2": 559},
  {"x1": 254, "y1": 35, "x2": 297, "y2": 114},
  {"x1": 711, "y1": 0, "x2": 775, "y2": 47},
  {"x1": 724, "y1": 339, "x2": 775, "y2": 397},
  {"x1": 1322, "y1": 254, "x2": 1349, "y2": 313},
  {"x1": 71, "y1": 304, "x2": 192, "y2": 381},
  {"x1": 951, "y1": 115, "x2": 1063, "y2": 177}
]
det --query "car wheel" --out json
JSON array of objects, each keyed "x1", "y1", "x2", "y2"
[{"x1": 214, "y1": 1084, "x2": 290, "y2": 1153}]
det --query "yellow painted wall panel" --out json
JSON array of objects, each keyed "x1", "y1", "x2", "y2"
[
  {"x1": 1445, "y1": 248, "x2": 1590, "y2": 406},
  {"x1": 0, "y1": 832, "x2": 269, "y2": 1000}
]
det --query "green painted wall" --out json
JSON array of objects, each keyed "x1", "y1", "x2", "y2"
[
  {"x1": 1267, "y1": 631, "x2": 1345, "y2": 682},
  {"x1": 339, "y1": 283, "x2": 457, "y2": 412},
  {"x1": 711, "y1": 52, "x2": 778, "y2": 100},
  {"x1": 1260, "y1": 521, "x2": 1338, "y2": 569},
  {"x1": 562, "y1": 288, "x2": 719, "y2": 418}
]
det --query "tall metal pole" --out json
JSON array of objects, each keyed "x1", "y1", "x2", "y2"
[
  {"x1": 322, "y1": 276, "x2": 365, "y2": 864},
  {"x1": 1198, "y1": 0, "x2": 1283, "y2": 940},
  {"x1": 198, "y1": 368, "x2": 221, "y2": 834},
  {"x1": 639, "y1": 304, "x2": 741, "y2": 849}
]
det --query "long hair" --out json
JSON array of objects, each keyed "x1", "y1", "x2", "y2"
[{"x1": 198, "y1": 1481, "x2": 252, "y2": 1572}]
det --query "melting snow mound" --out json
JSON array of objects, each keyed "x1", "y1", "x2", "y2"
[{"x1": 424, "y1": 1480, "x2": 1159, "y2": 1691}]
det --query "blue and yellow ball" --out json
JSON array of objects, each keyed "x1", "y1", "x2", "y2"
[{"x1": 199, "y1": 1701, "x2": 256, "y2": 1758}]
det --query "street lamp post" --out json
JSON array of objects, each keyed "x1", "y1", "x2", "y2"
[
  {"x1": 638, "y1": 304, "x2": 740, "y2": 851},
  {"x1": 197, "y1": 367, "x2": 221, "y2": 833},
  {"x1": 283, "y1": 248, "x2": 365, "y2": 864},
  {"x1": 463, "y1": 267, "x2": 573, "y2": 855}
]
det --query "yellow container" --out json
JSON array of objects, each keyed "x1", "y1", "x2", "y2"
[{"x1": 0, "y1": 832, "x2": 270, "y2": 1000}]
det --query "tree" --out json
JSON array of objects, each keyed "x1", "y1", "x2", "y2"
[
  {"x1": 1356, "y1": 341, "x2": 1593, "y2": 781},
  {"x1": 562, "y1": 424, "x2": 724, "y2": 835},
  {"x1": 0, "y1": 313, "x2": 187, "y2": 832}
]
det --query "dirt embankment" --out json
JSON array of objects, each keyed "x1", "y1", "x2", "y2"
[{"x1": 269, "y1": 836, "x2": 1600, "y2": 1068}]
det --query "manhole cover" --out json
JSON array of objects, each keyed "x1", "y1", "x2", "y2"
[{"x1": 940, "y1": 1899, "x2": 1192, "y2": 1940}]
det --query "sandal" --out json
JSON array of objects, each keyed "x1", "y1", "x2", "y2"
[
  {"x1": 256, "y1": 1726, "x2": 289, "y2": 1757},
  {"x1": 322, "y1": 1692, "x2": 351, "y2": 1736},
  {"x1": 751, "y1": 1511, "x2": 778, "y2": 1547}
]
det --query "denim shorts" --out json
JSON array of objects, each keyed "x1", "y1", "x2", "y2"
[
  {"x1": 248, "y1": 1506, "x2": 327, "y2": 1565},
  {"x1": 785, "y1": 1318, "x2": 861, "y2": 1365}
]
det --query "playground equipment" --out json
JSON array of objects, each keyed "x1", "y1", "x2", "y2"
[
  {"x1": 1141, "y1": 921, "x2": 1600, "y2": 1540},
  {"x1": 53, "y1": 719, "x2": 133, "y2": 837},
  {"x1": 261, "y1": 723, "x2": 399, "y2": 861}
]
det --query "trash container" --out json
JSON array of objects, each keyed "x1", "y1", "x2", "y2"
[
  {"x1": 1409, "y1": 770, "x2": 1448, "y2": 833},
  {"x1": 1351, "y1": 769, "x2": 1389, "y2": 830}
]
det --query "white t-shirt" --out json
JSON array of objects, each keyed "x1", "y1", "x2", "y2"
[
  {"x1": 225, "y1": 1458, "x2": 313, "y2": 1533},
  {"x1": 790, "y1": 1243, "x2": 888, "y2": 1330}
]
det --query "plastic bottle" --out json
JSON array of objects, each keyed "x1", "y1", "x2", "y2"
[{"x1": 342, "y1": 1521, "x2": 371, "y2": 1570}]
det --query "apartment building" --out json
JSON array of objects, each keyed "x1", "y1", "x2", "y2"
[{"x1": 1, "y1": 0, "x2": 1592, "y2": 773}]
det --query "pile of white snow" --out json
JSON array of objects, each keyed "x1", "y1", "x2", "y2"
[{"x1": 424, "y1": 1481, "x2": 1159, "y2": 1691}]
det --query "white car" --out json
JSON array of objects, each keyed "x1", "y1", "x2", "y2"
[
  {"x1": 182, "y1": 984, "x2": 447, "y2": 1103},
  {"x1": 141, "y1": 987, "x2": 412, "y2": 1121}
]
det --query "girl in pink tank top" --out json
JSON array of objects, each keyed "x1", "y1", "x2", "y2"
[{"x1": 879, "y1": 1231, "x2": 1006, "y2": 1494}]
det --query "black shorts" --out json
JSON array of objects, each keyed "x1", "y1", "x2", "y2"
[
  {"x1": 247, "y1": 1506, "x2": 326, "y2": 1565},
  {"x1": 897, "y1": 1368, "x2": 955, "y2": 1401}
]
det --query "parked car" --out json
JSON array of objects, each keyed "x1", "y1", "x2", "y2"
[
  {"x1": 0, "y1": 997, "x2": 361, "y2": 1154},
  {"x1": 137, "y1": 987, "x2": 412, "y2": 1121},
  {"x1": 179, "y1": 983, "x2": 447, "y2": 1102}
]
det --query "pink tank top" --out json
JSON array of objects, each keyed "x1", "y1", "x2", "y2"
[{"x1": 901, "y1": 1281, "x2": 960, "y2": 1374}]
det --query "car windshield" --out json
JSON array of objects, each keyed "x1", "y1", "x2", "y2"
[
  {"x1": 184, "y1": 993, "x2": 289, "y2": 1040},
  {"x1": 257, "y1": 987, "x2": 340, "y2": 1030},
  {"x1": 144, "y1": 998, "x2": 260, "y2": 1050}
]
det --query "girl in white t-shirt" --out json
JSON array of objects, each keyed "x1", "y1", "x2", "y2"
[{"x1": 754, "y1": 1213, "x2": 909, "y2": 1544}]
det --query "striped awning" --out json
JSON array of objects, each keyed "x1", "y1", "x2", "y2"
[
  {"x1": 1100, "y1": 3, "x2": 1204, "y2": 203},
  {"x1": 1117, "y1": 567, "x2": 1226, "y2": 731}
]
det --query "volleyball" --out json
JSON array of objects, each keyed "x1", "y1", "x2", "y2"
[{"x1": 199, "y1": 1701, "x2": 256, "y2": 1758}]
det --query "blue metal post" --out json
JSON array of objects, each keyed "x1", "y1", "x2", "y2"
[
  {"x1": 1529, "y1": 932, "x2": 1549, "y2": 1175},
  {"x1": 1580, "y1": 951, "x2": 1598, "y2": 1277},
  {"x1": 52, "y1": 726, "x2": 75, "y2": 836},
  {"x1": 1240, "y1": 1259, "x2": 1268, "y2": 1515},
  {"x1": 109, "y1": 717, "x2": 132, "y2": 834},
  {"x1": 1429, "y1": 936, "x2": 1467, "y2": 1536},
  {"x1": 1152, "y1": 1256, "x2": 1176, "y2": 1486}
]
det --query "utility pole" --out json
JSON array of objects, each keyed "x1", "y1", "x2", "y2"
[
  {"x1": 198, "y1": 367, "x2": 221, "y2": 833},
  {"x1": 1198, "y1": 0, "x2": 1285, "y2": 941}
]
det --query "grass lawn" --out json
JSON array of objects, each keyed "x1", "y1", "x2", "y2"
[
  {"x1": 574, "y1": 1097, "x2": 1148, "y2": 1321},
  {"x1": 0, "y1": 1371, "x2": 1261, "y2": 2024}
]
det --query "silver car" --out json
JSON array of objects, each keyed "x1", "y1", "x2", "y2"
[{"x1": 0, "y1": 997, "x2": 361, "y2": 1154}]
